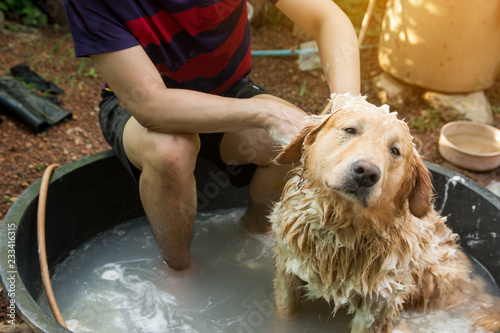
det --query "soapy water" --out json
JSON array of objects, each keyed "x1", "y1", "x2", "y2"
[
  {"x1": 438, "y1": 176, "x2": 498, "y2": 253},
  {"x1": 438, "y1": 175, "x2": 467, "y2": 215},
  {"x1": 38, "y1": 208, "x2": 499, "y2": 333}
]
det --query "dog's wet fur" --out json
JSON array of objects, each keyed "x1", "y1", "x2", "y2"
[{"x1": 270, "y1": 94, "x2": 500, "y2": 332}]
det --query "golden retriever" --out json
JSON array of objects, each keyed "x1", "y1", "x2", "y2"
[{"x1": 270, "y1": 94, "x2": 500, "y2": 332}]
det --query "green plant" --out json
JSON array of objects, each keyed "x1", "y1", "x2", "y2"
[
  {"x1": 19, "y1": 81, "x2": 38, "y2": 92},
  {"x1": 52, "y1": 33, "x2": 72, "y2": 55},
  {"x1": 336, "y1": 0, "x2": 369, "y2": 26},
  {"x1": 492, "y1": 105, "x2": 500, "y2": 115},
  {"x1": 76, "y1": 58, "x2": 86, "y2": 76},
  {"x1": 68, "y1": 74, "x2": 77, "y2": 88},
  {"x1": 489, "y1": 90, "x2": 500, "y2": 99},
  {"x1": 336, "y1": 0, "x2": 386, "y2": 33},
  {"x1": 5, "y1": 23, "x2": 19, "y2": 31},
  {"x1": 408, "y1": 108, "x2": 442, "y2": 132},
  {"x1": 0, "y1": 0, "x2": 47, "y2": 27},
  {"x1": 264, "y1": 2, "x2": 292, "y2": 29},
  {"x1": 299, "y1": 80, "x2": 307, "y2": 96},
  {"x1": 84, "y1": 67, "x2": 99, "y2": 78}
]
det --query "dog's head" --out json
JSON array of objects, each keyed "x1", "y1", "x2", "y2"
[{"x1": 277, "y1": 94, "x2": 433, "y2": 218}]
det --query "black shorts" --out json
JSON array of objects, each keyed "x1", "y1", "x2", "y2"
[{"x1": 99, "y1": 78, "x2": 270, "y2": 187}]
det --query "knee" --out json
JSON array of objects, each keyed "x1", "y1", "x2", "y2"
[{"x1": 144, "y1": 132, "x2": 200, "y2": 178}]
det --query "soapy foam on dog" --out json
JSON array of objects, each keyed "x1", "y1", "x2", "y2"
[{"x1": 38, "y1": 209, "x2": 499, "y2": 333}]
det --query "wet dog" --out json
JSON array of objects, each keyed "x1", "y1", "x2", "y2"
[{"x1": 270, "y1": 94, "x2": 500, "y2": 332}]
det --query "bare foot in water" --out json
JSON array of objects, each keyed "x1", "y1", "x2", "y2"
[
  {"x1": 162, "y1": 258, "x2": 200, "y2": 285},
  {"x1": 240, "y1": 201, "x2": 273, "y2": 235}
]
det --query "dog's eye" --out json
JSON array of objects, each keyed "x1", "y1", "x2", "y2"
[
  {"x1": 391, "y1": 148, "x2": 400, "y2": 156},
  {"x1": 344, "y1": 128, "x2": 357, "y2": 135}
]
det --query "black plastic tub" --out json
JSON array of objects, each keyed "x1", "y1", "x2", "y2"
[{"x1": 0, "y1": 151, "x2": 499, "y2": 332}]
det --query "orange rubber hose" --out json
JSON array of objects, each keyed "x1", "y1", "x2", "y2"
[{"x1": 37, "y1": 164, "x2": 67, "y2": 329}]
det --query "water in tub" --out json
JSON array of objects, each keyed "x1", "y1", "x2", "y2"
[{"x1": 38, "y1": 208, "x2": 500, "y2": 333}]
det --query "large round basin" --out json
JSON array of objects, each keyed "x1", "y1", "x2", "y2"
[{"x1": 0, "y1": 151, "x2": 499, "y2": 332}]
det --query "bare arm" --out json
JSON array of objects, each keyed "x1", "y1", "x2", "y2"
[
  {"x1": 90, "y1": 45, "x2": 307, "y2": 143},
  {"x1": 275, "y1": 0, "x2": 361, "y2": 95}
]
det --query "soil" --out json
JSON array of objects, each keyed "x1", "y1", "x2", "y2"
[{"x1": 0, "y1": 2, "x2": 499, "y2": 330}]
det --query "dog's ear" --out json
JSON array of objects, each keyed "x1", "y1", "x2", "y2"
[
  {"x1": 407, "y1": 152, "x2": 434, "y2": 218},
  {"x1": 275, "y1": 115, "x2": 329, "y2": 165}
]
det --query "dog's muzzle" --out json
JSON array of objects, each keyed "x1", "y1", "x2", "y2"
[
  {"x1": 333, "y1": 160, "x2": 381, "y2": 207},
  {"x1": 351, "y1": 160, "x2": 380, "y2": 188}
]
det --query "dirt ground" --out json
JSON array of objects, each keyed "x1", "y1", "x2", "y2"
[{"x1": 0, "y1": 1, "x2": 499, "y2": 330}]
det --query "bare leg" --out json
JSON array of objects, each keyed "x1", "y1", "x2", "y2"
[
  {"x1": 123, "y1": 117, "x2": 200, "y2": 270},
  {"x1": 220, "y1": 126, "x2": 290, "y2": 233},
  {"x1": 220, "y1": 94, "x2": 298, "y2": 233},
  {"x1": 241, "y1": 162, "x2": 290, "y2": 233},
  {"x1": 138, "y1": 161, "x2": 196, "y2": 270}
]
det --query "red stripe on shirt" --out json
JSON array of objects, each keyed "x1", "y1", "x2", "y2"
[
  {"x1": 125, "y1": 15, "x2": 177, "y2": 46},
  {"x1": 210, "y1": 46, "x2": 251, "y2": 95},
  {"x1": 166, "y1": 12, "x2": 247, "y2": 81},
  {"x1": 171, "y1": 0, "x2": 241, "y2": 37},
  {"x1": 148, "y1": 9, "x2": 180, "y2": 43},
  {"x1": 125, "y1": 1, "x2": 241, "y2": 47},
  {"x1": 155, "y1": 45, "x2": 251, "y2": 94}
]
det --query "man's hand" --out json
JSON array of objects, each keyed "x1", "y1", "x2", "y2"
[{"x1": 251, "y1": 95, "x2": 308, "y2": 145}]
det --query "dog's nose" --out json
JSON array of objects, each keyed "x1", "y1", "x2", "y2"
[{"x1": 351, "y1": 160, "x2": 380, "y2": 188}]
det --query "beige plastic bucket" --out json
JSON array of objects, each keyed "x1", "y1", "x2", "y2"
[{"x1": 378, "y1": 0, "x2": 500, "y2": 93}]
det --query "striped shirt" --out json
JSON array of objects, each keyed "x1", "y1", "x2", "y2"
[{"x1": 64, "y1": 0, "x2": 254, "y2": 94}]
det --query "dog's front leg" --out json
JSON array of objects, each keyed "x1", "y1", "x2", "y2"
[
  {"x1": 273, "y1": 254, "x2": 303, "y2": 317},
  {"x1": 351, "y1": 301, "x2": 393, "y2": 333},
  {"x1": 351, "y1": 304, "x2": 375, "y2": 333}
]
